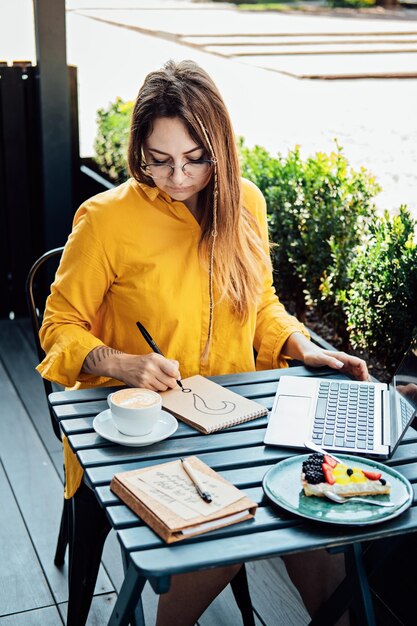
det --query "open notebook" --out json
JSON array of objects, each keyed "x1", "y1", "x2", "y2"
[{"x1": 160, "y1": 375, "x2": 268, "y2": 434}]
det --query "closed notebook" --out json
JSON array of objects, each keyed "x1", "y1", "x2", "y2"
[
  {"x1": 160, "y1": 375, "x2": 268, "y2": 434},
  {"x1": 110, "y1": 456, "x2": 257, "y2": 543}
]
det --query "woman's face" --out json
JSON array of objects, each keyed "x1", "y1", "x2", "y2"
[{"x1": 143, "y1": 117, "x2": 212, "y2": 214}]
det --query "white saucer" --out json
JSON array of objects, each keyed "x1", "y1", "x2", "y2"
[{"x1": 93, "y1": 409, "x2": 178, "y2": 447}]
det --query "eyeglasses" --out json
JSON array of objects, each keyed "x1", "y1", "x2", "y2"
[{"x1": 141, "y1": 159, "x2": 215, "y2": 180}]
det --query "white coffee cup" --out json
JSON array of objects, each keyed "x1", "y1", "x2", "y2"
[{"x1": 107, "y1": 388, "x2": 162, "y2": 436}]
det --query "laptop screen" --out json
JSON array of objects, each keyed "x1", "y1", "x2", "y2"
[{"x1": 392, "y1": 337, "x2": 417, "y2": 444}]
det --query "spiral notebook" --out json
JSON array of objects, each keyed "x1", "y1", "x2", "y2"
[{"x1": 160, "y1": 374, "x2": 268, "y2": 434}]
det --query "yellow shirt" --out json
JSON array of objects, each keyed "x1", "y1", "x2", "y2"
[{"x1": 37, "y1": 177, "x2": 308, "y2": 496}]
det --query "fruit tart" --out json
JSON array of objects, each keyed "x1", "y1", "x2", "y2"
[{"x1": 302, "y1": 453, "x2": 391, "y2": 498}]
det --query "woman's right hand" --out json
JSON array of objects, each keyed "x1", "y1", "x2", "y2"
[
  {"x1": 116, "y1": 352, "x2": 181, "y2": 391},
  {"x1": 82, "y1": 346, "x2": 181, "y2": 391}
]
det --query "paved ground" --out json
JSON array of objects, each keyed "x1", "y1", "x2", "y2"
[
  {"x1": 2, "y1": 0, "x2": 417, "y2": 216},
  {"x1": 73, "y1": 1, "x2": 417, "y2": 78}
]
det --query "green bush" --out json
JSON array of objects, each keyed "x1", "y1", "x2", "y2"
[
  {"x1": 338, "y1": 207, "x2": 417, "y2": 372},
  {"x1": 239, "y1": 140, "x2": 380, "y2": 323},
  {"x1": 94, "y1": 97, "x2": 133, "y2": 184},
  {"x1": 327, "y1": 0, "x2": 375, "y2": 7}
]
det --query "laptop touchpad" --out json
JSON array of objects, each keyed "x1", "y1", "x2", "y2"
[{"x1": 267, "y1": 395, "x2": 312, "y2": 446}]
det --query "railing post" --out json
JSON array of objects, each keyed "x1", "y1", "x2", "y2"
[{"x1": 33, "y1": 0, "x2": 74, "y2": 250}]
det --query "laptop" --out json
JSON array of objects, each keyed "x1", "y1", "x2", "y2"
[{"x1": 264, "y1": 338, "x2": 417, "y2": 459}]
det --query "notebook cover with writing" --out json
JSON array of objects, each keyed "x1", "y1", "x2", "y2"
[
  {"x1": 160, "y1": 375, "x2": 268, "y2": 434},
  {"x1": 110, "y1": 456, "x2": 257, "y2": 544}
]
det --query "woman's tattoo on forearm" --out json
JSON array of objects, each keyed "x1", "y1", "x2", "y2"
[{"x1": 83, "y1": 346, "x2": 123, "y2": 374}]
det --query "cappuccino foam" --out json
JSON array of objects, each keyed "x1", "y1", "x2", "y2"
[{"x1": 112, "y1": 389, "x2": 160, "y2": 409}]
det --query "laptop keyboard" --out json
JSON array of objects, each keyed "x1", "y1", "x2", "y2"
[
  {"x1": 312, "y1": 381, "x2": 375, "y2": 450},
  {"x1": 400, "y1": 397, "x2": 415, "y2": 429}
]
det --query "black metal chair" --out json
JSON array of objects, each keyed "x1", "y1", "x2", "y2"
[
  {"x1": 26, "y1": 247, "x2": 111, "y2": 626},
  {"x1": 26, "y1": 247, "x2": 69, "y2": 564},
  {"x1": 26, "y1": 247, "x2": 255, "y2": 626}
]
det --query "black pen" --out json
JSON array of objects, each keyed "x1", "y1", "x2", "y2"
[
  {"x1": 136, "y1": 321, "x2": 185, "y2": 391},
  {"x1": 180, "y1": 457, "x2": 212, "y2": 503}
]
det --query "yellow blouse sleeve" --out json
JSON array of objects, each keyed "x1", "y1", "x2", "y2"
[
  {"x1": 36, "y1": 203, "x2": 116, "y2": 388},
  {"x1": 244, "y1": 180, "x2": 310, "y2": 370}
]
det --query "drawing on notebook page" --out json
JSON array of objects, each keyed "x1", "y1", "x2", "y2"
[
  {"x1": 193, "y1": 393, "x2": 236, "y2": 415},
  {"x1": 161, "y1": 375, "x2": 267, "y2": 434}
]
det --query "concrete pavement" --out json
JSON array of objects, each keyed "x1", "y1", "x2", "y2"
[{"x1": 71, "y1": 1, "x2": 417, "y2": 78}]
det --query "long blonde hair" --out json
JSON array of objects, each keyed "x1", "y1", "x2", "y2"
[{"x1": 128, "y1": 60, "x2": 270, "y2": 326}]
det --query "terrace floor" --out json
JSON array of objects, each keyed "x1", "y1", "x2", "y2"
[{"x1": 0, "y1": 317, "x2": 414, "y2": 625}]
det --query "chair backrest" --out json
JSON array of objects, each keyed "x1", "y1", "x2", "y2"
[{"x1": 25, "y1": 246, "x2": 65, "y2": 440}]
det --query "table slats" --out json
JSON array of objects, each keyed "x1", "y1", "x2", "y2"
[{"x1": 128, "y1": 506, "x2": 417, "y2": 580}]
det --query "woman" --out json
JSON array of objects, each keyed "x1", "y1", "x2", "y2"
[{"x1": 38, "y1": 59, "x2": 367, "y2": 625}]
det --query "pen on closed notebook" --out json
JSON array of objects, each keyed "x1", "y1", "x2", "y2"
[
  {"x1": 180, "y1": 457, "x2": 212, "y2": 503},
  {"x1": 136, "y1": 321, "x2": 185, "y2": 391}
]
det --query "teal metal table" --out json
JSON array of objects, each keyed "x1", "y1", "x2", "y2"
[{"x1": 50, "y1": 366, "x2": 417, "y2": 626}]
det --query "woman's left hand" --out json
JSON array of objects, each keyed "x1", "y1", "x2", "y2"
[
  {"x1": 283, "y1": 332, "x2": 370, "y2": 382},
  {"x1": 302, "y1": 346, "x2": 369, "y2": 382}
]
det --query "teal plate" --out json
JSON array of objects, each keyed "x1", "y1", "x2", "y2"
[{"x1": 263, "y1": 454, "x2": 413, "y2": 526}]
